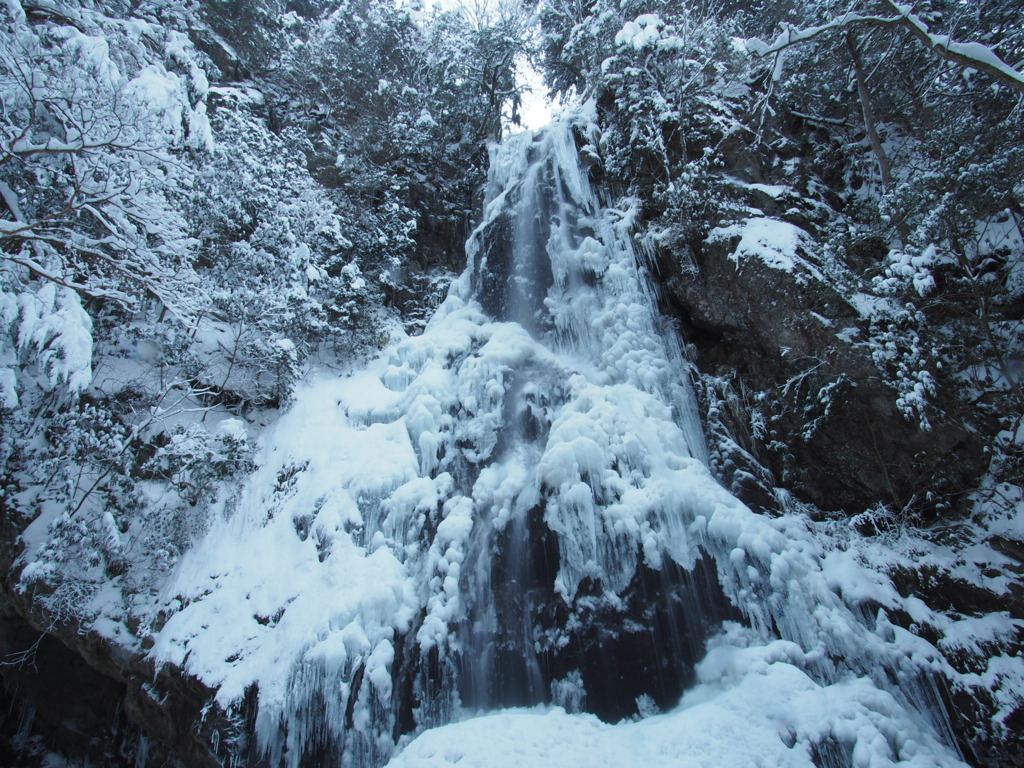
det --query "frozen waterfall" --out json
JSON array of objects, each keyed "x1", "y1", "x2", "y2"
[{"x1": 151, "y1": 114, "x2": 968, "y2": 768}]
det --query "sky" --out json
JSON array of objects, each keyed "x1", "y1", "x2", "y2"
[{"x1": 516, "y1": 58, "x2": 555, "y2": 131}]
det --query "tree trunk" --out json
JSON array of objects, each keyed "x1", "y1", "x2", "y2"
[{"x1": 846, "y1": 31, "x2": 893, "y2": 190}]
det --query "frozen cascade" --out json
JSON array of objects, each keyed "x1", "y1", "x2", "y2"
[{"x1": 151, "y1": 113, "x2": 968, "y2": 768}]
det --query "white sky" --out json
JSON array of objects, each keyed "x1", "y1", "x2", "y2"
[{"x1": 515, "y1": 58, "x2": 554, "y2": 131}]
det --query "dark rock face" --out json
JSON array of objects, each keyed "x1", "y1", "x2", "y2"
[
  {"x1": 552, "y1": 555, "x2": 742, "y2": 722},
  {"x1": 470, "y1": 185, "x2": 556, "y2": 334},
  {"x1": 627, "y1": 159, "x2": 1014, "y2": 765},
  {"x1": 456, "y1": 502, "x2": 741, "y2": 723},
  {"x1": 0, "y1": 589, "x2": 238, "y2": 768},
  {"x1": 0, "y1": 616, "x2": 140, "y2": 765},
  {"x1": 0, "y1": 492, "x2": 237, "y2": 767},
  {"x1": 653, "y1": 233, "x2": 985, "y2": 517},
  {"x1": 886, "y1": 561, "x2": 1024, "y2": 768}
]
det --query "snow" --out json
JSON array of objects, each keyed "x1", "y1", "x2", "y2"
[
  {"x1": 150, "y1": 375, "x2": 421, "y2": 709},
  {"x1": 615, "y1": 15, "x2": 663, "y2": 50},
  {"x1": 388, "y1": 701, "x2": 809, "y2": 768},
  {"x1": 942, "y1": 39, "x2": 1024, "y2": 84},
  {"x1": 0, "y1": 366, "x2": 17, "y2": 408},
  {"x1": 940, "y1": 613, "x2": 1019, "y2": 656},
  {"x1": 216, "y1": 417, "x2": 248, "y2": 442},
  {"x1": 709, "y1": 217, "x2": 824, "y2": 282},
  {"x1": 848, "y1": 292, "x2": 896, "y2": 319},
  {"x1": 342, "y1": 261, "x2": 367, "y2": 290},
  {"x1": 16, "y1": 283, "x2": 93, "y2": 392},
  {"x1": 5, "y1": 0, "x2": 25, "y2": 24},
  {"x1": 208, "y1": 84, "x2": 266, "y2": 106},
  {"x1": 416, "y1": 108, "x2": 438, "y2": 128},
  {"x1": 128, "y1": 65, "x2": 188, "y2": 142},
  {"x1": 887, "y1": 1, "x2": 1024, "y2": 90},
  {"x1": 878, "y1": 246, "x2": 940, "y2": 297},
  {"x1": 149, "y1": 115, "x2": 970, "y2": 768},
  {"x1": 736, "y1": 181, "x2": 791, "y2": 198}
]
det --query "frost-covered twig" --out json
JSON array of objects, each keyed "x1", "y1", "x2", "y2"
[
  {"x1": 0, "y1": 633, "x2": 44, "y2": 669},
  {"x1": 780, "y1": 358, "x2": 825, "y2": 399}
]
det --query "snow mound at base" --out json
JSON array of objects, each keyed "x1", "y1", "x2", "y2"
[{"x1": 390, "y1": 629, "x2": 962, "y2": 768}]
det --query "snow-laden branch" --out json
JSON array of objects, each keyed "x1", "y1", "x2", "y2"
[
  {"x1": 4, "y1": 247, "x2": 136, "y2": 306},
  {"x1": 0, "y1": 7, "x2": 213, "y2": 327},
  {"x1": 744, "y1": 1, "x2": 1024, "y2": 94},
  {"x1": 880, "y1": 0, "x2": 1024, "y2": 94},
  {"x1": 743, "y1": 11, "x2": 900, "y2": 57}
]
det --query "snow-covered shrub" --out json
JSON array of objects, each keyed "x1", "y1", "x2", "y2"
[
  {"x1": 191, "y1": 87, "x2": 387, "y2": 374},
  {"x1": 139, "y1": 420, "x2": 253, "y2": 506},
  {"x1": 595, "y1": 5, "x2": 749, "y2": 221},
  {"x1": 865, "y1": 305, "x2": 937, "y2": 430},
  {"x1": 875, "y1": 246, "x2": 942, "y2": 298},
  {"x1": 32, "y1": 409, "x2": 134, "y2": 575},
  {"x1": 0, "y1": 279, "x2": 94, "y2": 408}
]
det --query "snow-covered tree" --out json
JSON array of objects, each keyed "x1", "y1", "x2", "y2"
[{"x1": 0, "y1": 1, "x2": 210, "y2": 318}]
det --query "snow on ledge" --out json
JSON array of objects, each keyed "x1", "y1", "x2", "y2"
[{"x1": 709, "y1": 217, "x2": 824, "y2": 282}]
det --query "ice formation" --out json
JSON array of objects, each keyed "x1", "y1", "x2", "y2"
[{"x1": 151, "y1": 114, "x2": 968, "y2": 767}]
